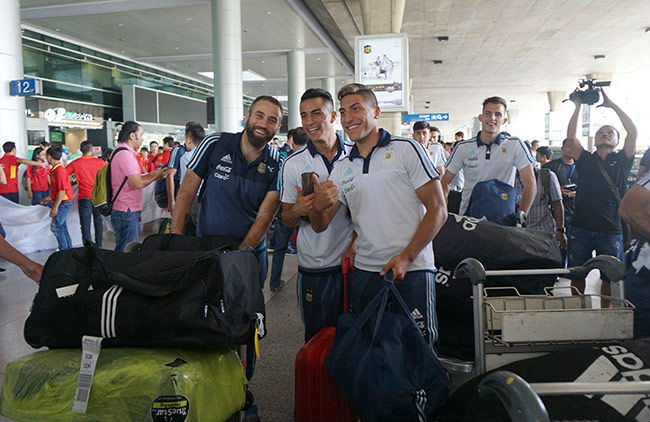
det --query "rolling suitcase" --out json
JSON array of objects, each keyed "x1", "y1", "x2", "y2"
[{"x1": 294, "y1": 259, "x2": 355, "y2": 422}]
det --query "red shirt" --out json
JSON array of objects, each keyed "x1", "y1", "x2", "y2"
[
  {"x1": 26, "y1": 164, "x2": 50, "y2": 191},
  {"x1": 0, "y1": 154, "x2": 19, "y2": 194},
  {"x1": 136, "y1": 153, "x2": 148, "y2": 174},
  {"x1": 50, "y1": 163, "x2": 74, "y2": 202},
  {"x1": 66, "y1": 155, "x2": 106, "y2": 199}
]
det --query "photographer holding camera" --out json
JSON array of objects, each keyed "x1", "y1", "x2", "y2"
[{"x1": 565, "y1": 86, "x2": 637, "y2": 290}]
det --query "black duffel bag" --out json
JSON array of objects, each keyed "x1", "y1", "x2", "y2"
[
  {"x1": 433, "y1": 214, "x2": 563, "y2": 360},
  {"x1": 24, "y1": 238, "x2": 264, "y2": 349}
]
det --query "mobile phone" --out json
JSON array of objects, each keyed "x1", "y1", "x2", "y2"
[
  {"x1": 301, "y1": 172, "x2": 316, "y2": 195},
  {"x1": 563, "y1": 183, "x2": 576, "y2": 191}
]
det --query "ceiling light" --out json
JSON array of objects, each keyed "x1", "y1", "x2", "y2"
[
  {"x1": 316, "y1": 57, "x2": 321, "y2": 61},
  {"x1": 120, "y1": 50, "x2": 125, "y2": 53},
  {"x1": 117, "y1": 23, "x2": 123, "y2": 27},
  {"x1": 199, "y1": 70, "x2": 267, "y2": 81},
  {"x1": 436, "y1": 36, "x2": 449, "y2": 42},
  {"x1": 266, "y1": 11, "x2": 271, "y2": 15},
  {"x1": 594, "y1": 54, "x2": 605, "y2": 60},
  {"x1": 55, "y1": 28, "x2": 61, "y2": 32},
  {"x1": 425, "y1": 101, "x2": 431, "y2": 104},
  {"x1": 432, "y1": 60, "x2": 443, "y2": 64},
  {"x1": 424, "y1": 106, "x2": 430, "y2": 109},
  {"x1": 174, "y1": 46, "x2": 179, "y2": 51},
  {"x1": 261, "y1": 60, "x2": 266, "y2": 64}
]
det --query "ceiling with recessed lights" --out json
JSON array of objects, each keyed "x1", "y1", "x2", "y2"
[{"x1": 19, "y1": 0, "x2": 650, "y2": 135}]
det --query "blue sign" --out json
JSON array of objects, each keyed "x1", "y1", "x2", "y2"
[
  {"x1": 401, "y1": 113, "x2": 449, "y2": 122},
  {"x1": 10, "y1": 79, "x2": 41, "y2": 96}
]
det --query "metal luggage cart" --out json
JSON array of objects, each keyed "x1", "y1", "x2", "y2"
[
  {"x1": 478, "y1": 370, "x2": 650, "y2": 422},
  {"x1": 452, "y1": 255, "x2": 634, "y2": 375}
]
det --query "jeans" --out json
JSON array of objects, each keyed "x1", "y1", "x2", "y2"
[
  {"x1": 0, "y1": 192, "x2": 19, "y2": 204},
  {"x1": 269, "y1": 219, "x2": 293, "y2": 289},
  {"x1": 567, "y1": 225, "x2": 625, "y2": 267},
  {"x1": 31, "y1": 190, "x2": 49, "y2": 206},
  {"x1": 78, "y1": 198, "x2": 103, "y2": 247},
  {"x1": 255, "y1": 241, "x2": 268, "y2": 290},
  {"x1": 110, "y1": 209, "x2": 141, "y2": 252},
  {"x1": 50, "y1": 200, "x2": 73, "y2": 250}
]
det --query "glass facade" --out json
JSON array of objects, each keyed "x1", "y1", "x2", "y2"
[{"x1": 22, "y1": 29, "x2": 214, "y2": 122}]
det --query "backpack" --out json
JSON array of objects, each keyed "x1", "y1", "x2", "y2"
[
  {"x1": 537, "y1": 167, "x2": 552, "y2": 206},
  {"x1": 465, "y1": 179, "x2": 517, "y2": 226},
  {"x1": 92, "y1": 146, "x2": 128, "y2": 216},
  {"x1": 154, "y1": 145, "x2": 186, "y2": 208}
]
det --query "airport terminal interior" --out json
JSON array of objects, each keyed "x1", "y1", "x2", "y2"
[{"x1": 1, "y1": 1, "x2": 650, "y2": 421}]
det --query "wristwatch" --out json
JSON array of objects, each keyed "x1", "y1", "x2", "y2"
[{"x1": 556, "y1": 227, "x2": 566, "y2": 234}]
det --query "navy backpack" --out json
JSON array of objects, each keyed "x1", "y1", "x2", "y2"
[{"x1": 465, "y1": 179, "x2": 517, "y2": 226}]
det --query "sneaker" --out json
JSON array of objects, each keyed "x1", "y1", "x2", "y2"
[{"x1": 270, "y1": 280, "x2": 286, "y2": 293}]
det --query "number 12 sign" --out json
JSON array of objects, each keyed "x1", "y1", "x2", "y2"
[{"x1": 10, "y1": 79, "x2": 42, "y2": 96}]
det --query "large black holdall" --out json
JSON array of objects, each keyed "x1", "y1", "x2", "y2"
[{"x1": 24, "y1": 237, "x2": 264, "y2": 349}]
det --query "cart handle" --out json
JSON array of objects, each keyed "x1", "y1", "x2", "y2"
[
  {"x1": 453, "y1": 255, "x2": 626, "y2": 286},
  {"x1": 530, "y1": 381, "x2": 650, "y2": 396},
  {"x1": 478, "y1": 371, "x2": 550, "y2": 422}
]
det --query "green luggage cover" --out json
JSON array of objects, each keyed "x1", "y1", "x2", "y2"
[{"x1": 1, "y1": 347, "x2": 247, "y2": 422}]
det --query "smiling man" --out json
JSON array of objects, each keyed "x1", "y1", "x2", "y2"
[
  {"x1": 309, "y1": 83, "x2": 447, "y2": 349},
  {"x1": 278, "y1": 88, "x2": 354, "y2": 342},
  {"x1": 441, "y1": 96, "x2": 536, "y2": 220},
  {"x1": 171, "y1": 95, "x2": 284, "y2": 290}
]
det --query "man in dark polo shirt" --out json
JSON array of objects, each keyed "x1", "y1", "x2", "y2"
[
  {"x1": 171, "y1": 95, "x2": 284, "y2": 289},
  {"x1": 171, "y1": 96, "x2": 283, "y2": 399},
  {"x1": 565, "y1": 88, "x2": 636, "y2": 285}
]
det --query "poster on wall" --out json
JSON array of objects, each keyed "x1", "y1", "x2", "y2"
[{"x1": 355, "y1": 33, "x2": 409, "y2": 112}]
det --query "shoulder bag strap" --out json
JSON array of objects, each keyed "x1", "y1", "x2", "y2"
[
  {"x1": 109, "y1": 147, "x2": 129, "y2": 203},
  {"x1": 594, "y1": 157, "x2": 622, "y2": 203}
]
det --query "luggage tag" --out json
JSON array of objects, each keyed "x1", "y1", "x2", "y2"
[
  {"x1": 72, "y1": 335, "x2": 103, "y2": 414},
  {"x1": 254, "y1": 313, "x2": 265, "y2": 358}
]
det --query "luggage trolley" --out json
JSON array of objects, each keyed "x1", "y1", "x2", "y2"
[{"x1": 453, "y1": 255, "x2": 635, "y2": 375}]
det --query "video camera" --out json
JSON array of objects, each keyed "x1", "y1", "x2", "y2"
[{"x1": 568, "y1": 78, "x2": 611, "y2": 105}]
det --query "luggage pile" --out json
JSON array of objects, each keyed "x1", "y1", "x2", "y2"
[{"x1": 1, "y1": 234, "x2": 264, "y2": 422}]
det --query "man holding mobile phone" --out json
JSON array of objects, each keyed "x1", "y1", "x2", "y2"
[{"x1": 543, "y1": 138, "x2": 579, "y2": 233}]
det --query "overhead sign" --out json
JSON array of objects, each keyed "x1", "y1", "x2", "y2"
[
  {"x1": 10, "y1": 78, "x2": 42, "y2": 96},
  {"x1": 355, "y1": 33, "x2": 409, "y2": 112},
  {"x1": 44, "y1": 108, "x2": 94, "y2": 122},
  {"x1": 402, "y1": 113, "x2": 449, "y2": 122}
]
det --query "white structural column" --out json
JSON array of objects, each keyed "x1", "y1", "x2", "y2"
[
  {"x1": 358, "y1": 0, "x2": 406, "y2": 136},
  {"x1": 287, "y1": 50, "x2": 306, "y2": 130},
  {"x1": 321, "y1": 77, "x2": 336, "y2": 106},
  {"x1": 211, "y1": 0, "x2": 243, "y2": 132},
  {"x1": 0, "y1": 0, "x2": 27, "y2": 158}
]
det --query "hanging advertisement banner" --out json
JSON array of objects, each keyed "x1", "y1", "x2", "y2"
[{"x1": 355, "y1": 33, "x2": 409, "y2": 112}]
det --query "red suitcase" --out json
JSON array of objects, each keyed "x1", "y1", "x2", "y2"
[{"x1": 294, "y1": 259, "x2": 355, "y2": 422}]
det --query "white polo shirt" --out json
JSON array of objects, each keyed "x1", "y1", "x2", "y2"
[
  {"x1": 426, "y1": 141, "x2": 446, "y2": 169},
  {"x1": 280, "y1": 136, "x2": 354, "y2": 269},
  {"x1": 445, "y1": 133, "x2": 534, "y2": 215},
  {"x1": 330, "y1": 129, "x2": 440, "y2": 272}
]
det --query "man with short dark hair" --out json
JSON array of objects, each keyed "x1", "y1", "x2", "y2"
[
  {"x1": 0, "y1": 141, "x2": 47, "y2": 203},
  {"x1": 637, "y1": 147, "x2": 649, "y2": 181},
  {"x1": 413, "y1": 121, "x2": 445, "y2": 175},
  {"x1": 171, "y1": 96, "x2": 284, "y2": 389},
  {"x1": 172, "y1": 96, "x2": 284, "y2": 289},
  {"x1": 566, "y1": 88, "x2": 636, "y2": 275},
  {"x1": 41, "y1": 147, "x2": 74, "y2": 250},
  {"x1": 536, "y1": 146, "x2": 552, "y2": 166},
  {"x1": 310, "y1": 83, "x2": 447, "y2": 348},
  {"x1": 454, "y1": 131, "x2": 464, "y2": 142},
  {"x1": 441, "y1": 97, "x2": 537, "y2": 221},
  {"x1": 531, "y1": 140, "x2": 540, "y2": 153},
  {"x1": 279, "y1": 89, "x2": 354, "y2": 341},
  {"x1": 66, "y1": 141, "x2": 106, "y2": 246}
]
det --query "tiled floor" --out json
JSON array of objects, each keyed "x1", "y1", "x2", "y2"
[{"x1": 0, "y1": 223, "x2": 300, "y2": 422}]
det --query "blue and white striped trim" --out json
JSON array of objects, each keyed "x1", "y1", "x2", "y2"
[
  {"x1": 638, "y1": 173, "x2": 650, "y2": 188},
  {"x1": 445, "y1": 138, "x2": 475, "y2": 168},
  {"x1": 392, "y1": 137, "x2": 440, "y2": 179},
  {"x1": 187, "y1": 133, "x2": 221, "y2": 170},
  {"x1": 426, "y1": 271, "x2": 438, "y2": 351}
]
